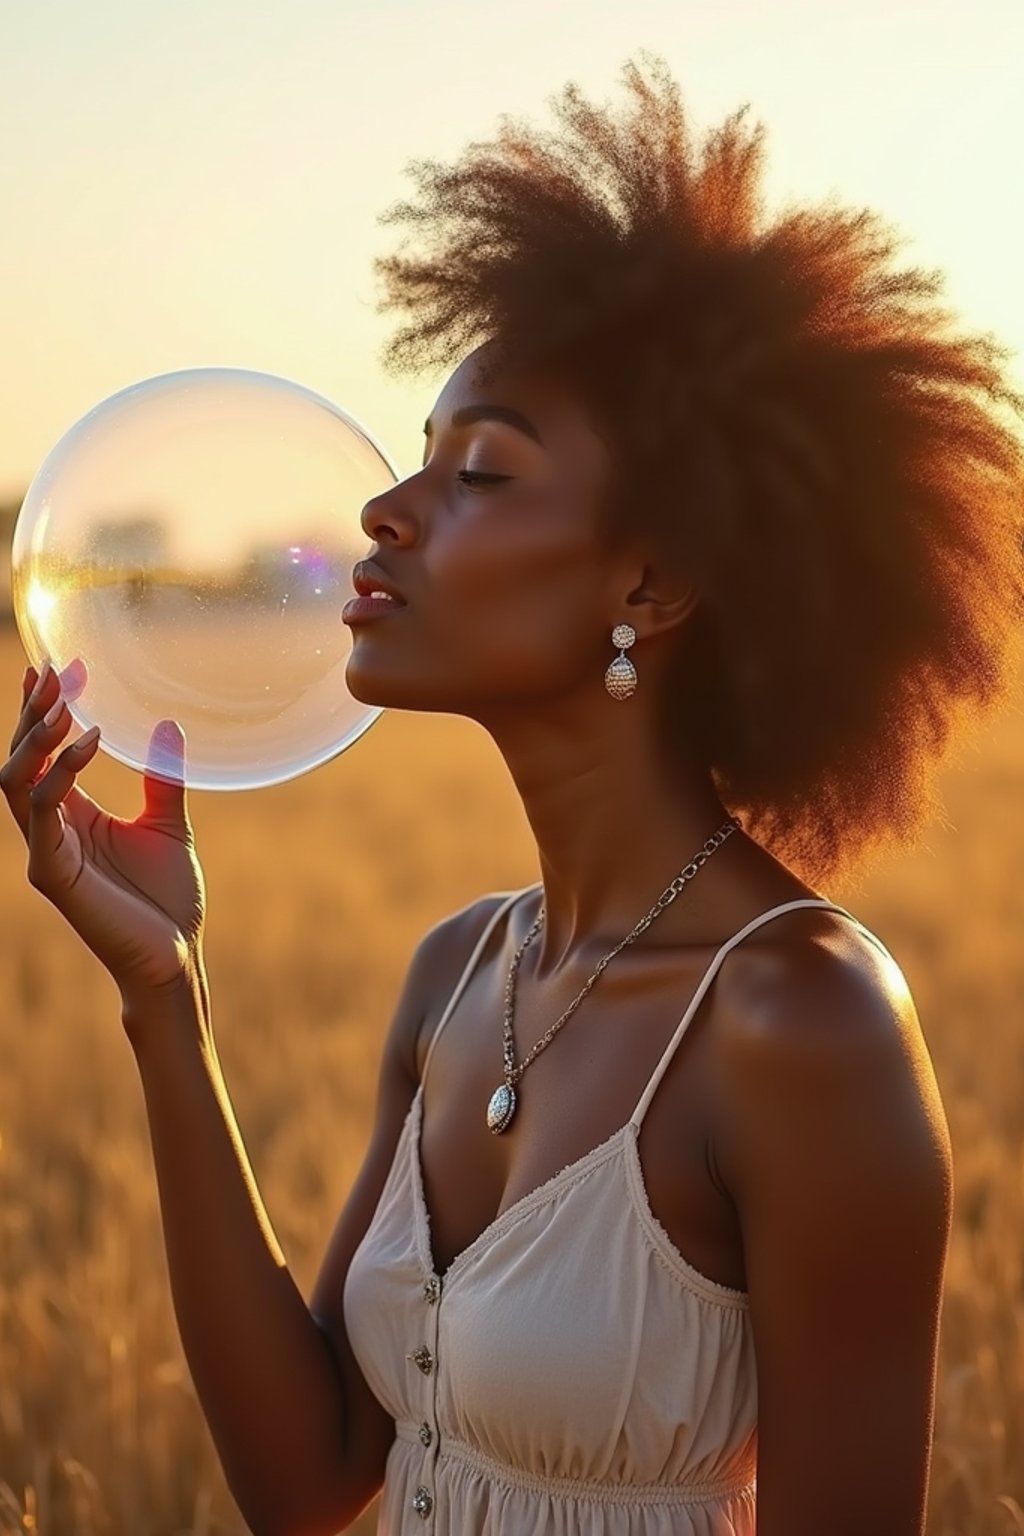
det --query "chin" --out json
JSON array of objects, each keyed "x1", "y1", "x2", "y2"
[{"x1": 343, "y1": 653, "x2": 440, "y2": 713}]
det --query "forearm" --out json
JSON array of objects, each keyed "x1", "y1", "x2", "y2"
[{"x1": 125, "y1": 973, "x2": 349, "y2": 1534}]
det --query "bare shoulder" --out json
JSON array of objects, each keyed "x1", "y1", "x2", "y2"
[
  {"x1": 427, "y1": 887, "x2": 519, "y2": 955},
  {"x1": 416, "y1": 887, "x2": 522, "y2": 988},
  {"x1": 713, "y1": 908, "x2": 952, "y2": 1194},
  {"x1": 708, "y1": 909, "x2": 954, "y2": 1529},
  {"x1": 408, "y1": 888, "x2": 526, "y2": 1077}
]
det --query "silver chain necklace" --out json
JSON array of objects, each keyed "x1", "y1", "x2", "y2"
[{"x1": 485, "y1": 814, "x2": 743, "y2": 1134}]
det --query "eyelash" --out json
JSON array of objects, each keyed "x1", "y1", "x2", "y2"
[{"x1": 456, "y1": 470, "x2": 513, "y2": 491}]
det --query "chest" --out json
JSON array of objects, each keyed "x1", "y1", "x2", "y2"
[{"x1": 414, "y1": 941, "x2": 746, "y2": 1292}]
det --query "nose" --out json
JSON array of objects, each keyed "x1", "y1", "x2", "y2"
[{"x1": 360, "y1": 477, "x2": 420, "y2": 547}]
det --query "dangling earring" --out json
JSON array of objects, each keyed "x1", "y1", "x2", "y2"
[{"x1": 604, "y1": 623, "x2": 637, "y2": 699}]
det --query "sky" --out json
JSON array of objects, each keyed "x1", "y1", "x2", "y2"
[{"x1": 2, "y1": 0, "x2": 1022, "y2": 504}]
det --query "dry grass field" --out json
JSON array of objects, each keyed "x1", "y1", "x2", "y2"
[{"x1": 0, "y1": 622, "x2": 1021, "y2": 1535}]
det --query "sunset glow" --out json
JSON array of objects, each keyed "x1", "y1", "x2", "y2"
[{"x1": 3, "y1": 0, "x2": 1021, "y2": 504}]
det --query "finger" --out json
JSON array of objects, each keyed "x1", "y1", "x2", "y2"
[
  {"x1": 11, "y1": 656, "x2": 87, "y2": 758},
  {"x1": 10, "y1": 658, "x2": 60, "y2": 755},
  {"x1": 26, "y1": 778, "x2": 173, "y2": 976},
  {"x1": 25, "y1": 721, "x2": 100, "y2": 894},
  {"x1": 14, "y1": 663, "x2": 37, "y2": 736},
  {"x1": 24, "y1": 729, "x2": 148, "y2": 958},
  {"x1": 141, "y1": 720, "x2": 191, "y2": 839},
  {"x1": 1, "y1": 694, "x2": 73, "y2": 840}
]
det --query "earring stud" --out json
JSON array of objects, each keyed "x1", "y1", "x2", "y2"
[{"x1": 605, "y1": 623, "x2": 637, "y2": 699}]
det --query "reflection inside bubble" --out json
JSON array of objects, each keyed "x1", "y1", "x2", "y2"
[{"x1": 12, "y1": 368, "x2": 397, "y2": 790}]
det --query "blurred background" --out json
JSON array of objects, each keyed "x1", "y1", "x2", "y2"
[{"x1": 1, "y1": 2, "x2": 1022, "y2": 1532}]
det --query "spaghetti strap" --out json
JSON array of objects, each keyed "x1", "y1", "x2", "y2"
[
  {"x1": 629, "y1": 897, "x2": 891, "y2": 1128},
  {"x1": 421, "y1": 885, "x2": 538, "y2": 1088}
]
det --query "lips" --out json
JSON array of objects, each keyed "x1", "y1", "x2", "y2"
[
  {"x1": 352, "y1": 560, "x2": 406, "y2": 604},
  {"x1": 341, "y1": 593, "x2": 406, "y2": 624}
]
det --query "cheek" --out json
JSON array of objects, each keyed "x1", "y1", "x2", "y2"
[
  {"x1": 427, "y1": 529, "x2": 600, "y2": 686},
  {"x1": 433, "y1": 483, "x2": 592, "y2": 606}
]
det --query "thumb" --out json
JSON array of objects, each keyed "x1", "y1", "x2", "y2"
[{"x1": 142, "y1": 719, "x2": 191, "y2": 836}]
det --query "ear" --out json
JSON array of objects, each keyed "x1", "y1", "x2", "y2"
[{"x1": 622, "y1": 561, "x2": 700, "y2": 641}]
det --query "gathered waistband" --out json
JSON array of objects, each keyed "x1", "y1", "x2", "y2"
[{"x1": 394, "y1": 1424, "x2": 756, "y2": 1507}]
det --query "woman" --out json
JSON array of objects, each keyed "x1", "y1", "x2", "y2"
[{"x1": 4, "y1": 53, "x2": 1022, "y2": 1536}]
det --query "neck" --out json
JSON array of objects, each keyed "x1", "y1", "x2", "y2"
[{"x1": 478, "y1": 691, "x2": 746, "y2": 982}]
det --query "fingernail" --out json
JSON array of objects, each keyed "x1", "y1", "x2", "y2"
[
  {"x1": 74, "y1": 725, "x2": 100, "y2": 751},
  {"x1": 58, "y1": 656, "x2": 89, "y2": 703},
  {"x1": 29, "y1": 659, "x2": 52, "y2": 704},
  {"x1": 43, "y1": 696, "x2": 64, "y2": 727}
]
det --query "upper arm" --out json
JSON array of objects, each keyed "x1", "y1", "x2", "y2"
[
  {"x1": 715, "y1": 940, "x2": 953, "y2": 1536},
  {"x1": 303, "y1": 892, "x2": 508, "y2": 1522}
]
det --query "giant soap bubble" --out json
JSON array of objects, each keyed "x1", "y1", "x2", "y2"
[{"x1": 11, "y1": 368, "x2": 397, "y2": 791}]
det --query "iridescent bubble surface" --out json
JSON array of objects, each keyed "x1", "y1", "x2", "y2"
[{"x1": 11, "y1": 368, "x2": 395, "y2": 790}]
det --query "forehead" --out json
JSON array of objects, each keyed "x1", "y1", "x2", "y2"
[{"x1": 428, "y1": 345, "x2": 610, "y2": 473}]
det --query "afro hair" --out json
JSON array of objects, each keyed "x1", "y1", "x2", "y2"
[{"x1": 372, "y1": 51, "x2": 1024, "y2": 891}]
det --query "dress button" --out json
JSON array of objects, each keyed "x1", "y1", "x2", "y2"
[
  {"x1": 412, "y1": 1485, "x2": 433, "y2": 1517},
  {"x1": 407, "y1": 1344, "x2": 435, "y2": 1375},
  {"x1": 423, "y1": 1275, "x2": 441, "y2": 1305},
  {"x1": 419, "y1": 1420, "x2": 433, "y2": 1448}
]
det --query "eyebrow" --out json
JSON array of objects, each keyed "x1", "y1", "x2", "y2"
[{"x1": 422, "y1": 404, "x2": 545, "y2": 447}]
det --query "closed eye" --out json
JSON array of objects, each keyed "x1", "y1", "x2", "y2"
[{"x1": 457, "y1": 470, "x2": 513, "y2": 490}]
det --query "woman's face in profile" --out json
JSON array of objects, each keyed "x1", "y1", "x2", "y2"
[{"x1": 347, "y1": 344, "x2": 620, "y2": 718}]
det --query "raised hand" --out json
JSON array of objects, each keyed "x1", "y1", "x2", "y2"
[{"x1": 1, "y1": 659, "x2": 208, "y2": 1010}]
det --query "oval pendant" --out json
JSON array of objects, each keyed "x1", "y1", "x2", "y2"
[
  {"x1": 486, "y1": 1082, "x2": 517, "y2": 1135},
  {"x1": 604, "y1": 655, "x2": 637, "y2": 700}
]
